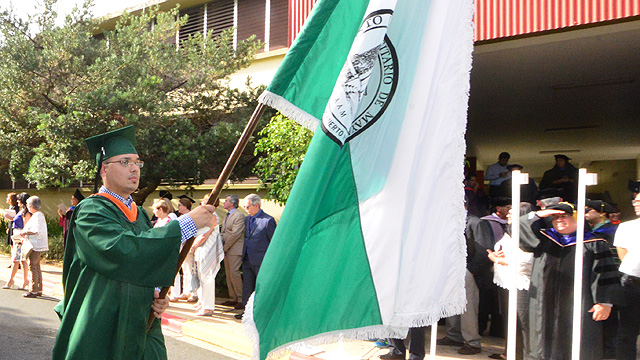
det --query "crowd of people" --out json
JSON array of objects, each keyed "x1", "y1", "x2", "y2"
[
  {"x1": 379, "y1": 152, "x2": 639, "y2": 360},
  {"x1": 3, "y1": 189, "x2": 275, "y2": 316},
  {"x1": 2, "y1": 183, "x2": 277, "y2": 324},
  {"x1": 2, "y1": 192, "x2": 49, "y2": 298},
  {"x1": 149, "y1": 191, "x2": 276, "y2": 319}
]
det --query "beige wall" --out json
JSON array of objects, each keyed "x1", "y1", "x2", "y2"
[
  {"x1": 228, "y1": 49, "x2": 287, "y2": 90},
  {"x1": 586, "y1": 159, "x2": 637, "y2": 221},
  {"x1": 0, "y1": 186, "x2": 284, "y2": 223}
]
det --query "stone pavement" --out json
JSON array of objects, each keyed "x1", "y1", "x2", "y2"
[{"x1": 0, "y1": 254, "x2": 504, "y2": 360}]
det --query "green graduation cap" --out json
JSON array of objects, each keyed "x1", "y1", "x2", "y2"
[{"x1": 84, "y1": 125, "x2": 138, "y2": 166}]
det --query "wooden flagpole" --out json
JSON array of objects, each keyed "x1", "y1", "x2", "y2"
[{"x1": 148, "y1": 103, "x2": 266, "y2": 329}]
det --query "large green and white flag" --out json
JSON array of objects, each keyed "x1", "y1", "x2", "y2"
[{"x1": 248, "y1": 0, "x2": 474, "y2": 358}]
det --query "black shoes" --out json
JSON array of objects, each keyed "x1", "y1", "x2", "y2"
[
  {"x1": 379, "y1": 352, "x2": 405, "y2": 360},
  {"x1": 436, "y1": 337, "x2": 481, "y2": 355},
  {"x1": 436, "y1": 337, "x2": 464, "y2": 347},
  {"x1": 222, "y1": 300, "x2": 245, "y2": 310},
  {"x1": 457, "y1": 344, "x2": 481, "y2": 355},
  {"x1": 234, "y1": 312, "x2": 244, "y2": 320}
]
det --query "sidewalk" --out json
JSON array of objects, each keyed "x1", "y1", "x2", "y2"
[{"x1": 0, "y1": 254, "x2": 505, "y2": 360}]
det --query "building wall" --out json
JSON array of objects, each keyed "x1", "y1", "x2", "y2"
[
  {"x1": 228, "y1": 48, "x2": 287, "y2": 89},
  {"x1": 586, "y1": 159, "x2": 637, "y2": 220}
]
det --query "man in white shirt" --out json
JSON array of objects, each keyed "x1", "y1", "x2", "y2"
[
  {"x1": 613, "y1": 190, "x2": 640, "y2": 360},
  {"x1": 485, "y1": 152, "x2": 511, "y2": 198}
]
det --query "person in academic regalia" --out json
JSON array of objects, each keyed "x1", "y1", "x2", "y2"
[
  {"x1": 583, "y1": 199, "x2": 619, "y2": 359},
  {"x1": 464, "y1": 173, "x2": 490, "y2": 217},
  {"x1": 497, "y1": 164, "x2": 538, "y2": 206},
  {"x1": 158, "y1": 190, "x2": 172, "y2": 201},
  {"x1": 52, "y1": 125, "x2": 216, "y2": 360},
  {"x1": 539, "y1": 154, "x2": 579, "y2": 203},
  {"x1": 628, "y1": 179, "x2": 640, "y2": 198},
  {"x1": 584, "y1": 199, "x2": 618, "y2": 242},
  {"x1": 518, "y1": 202, "x2": 623, "y2": 360},
  {"x1": 58, "y1": 189, "x2": 85, "y2": 247}
]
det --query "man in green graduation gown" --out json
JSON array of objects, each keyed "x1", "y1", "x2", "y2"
[{"x1": 53, "y1": 126, "x2": 216, "y2": 360}]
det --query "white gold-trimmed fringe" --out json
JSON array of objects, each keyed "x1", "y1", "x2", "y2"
[
  {"x1": 242, "y1": 293, "x2": 260, "y2": 359},
  {"x1": 258, "y1": 91, "x2": 319, "y2": 131},
  {"x1": 243, "y1": 295, "x2": 467, "y2": 360},
  {"x1": 389, "y1": 298, "x2": 467, "y2": 329}
]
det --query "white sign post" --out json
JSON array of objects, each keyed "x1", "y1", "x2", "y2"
[
  {"x1": 571, "y1": 169, "x2": 598, "y2": 360},
  {"x1": 506, "y1": 170, "x2": 528, "y2": 360},
  {"x1": 430, "y1": 323, "x2": 437, "y2": 360}
]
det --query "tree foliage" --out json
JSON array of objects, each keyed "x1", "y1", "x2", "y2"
[
  {"x1": 254, "y1": 113, "x2": 312, "y2": 205},
  {"x1": 0, "y1": 0, "x2": 272, "y2": 203}
]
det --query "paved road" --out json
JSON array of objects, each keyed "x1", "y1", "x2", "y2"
[{"x1": 0, "y1": 280, "x2": 236, "y2": 360}]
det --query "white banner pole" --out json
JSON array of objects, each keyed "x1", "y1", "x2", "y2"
[
  {"x1": 571, "y1": 169, "x2": 597, "y2": 360},
  {"x1": 430, "y1": 323, "x2": 437, "y2": 360},
  {"x1": 507, "y1": 170, "x2": 527, "y2": 360}
]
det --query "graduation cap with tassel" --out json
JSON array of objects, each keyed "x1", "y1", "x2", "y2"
[{"x1": 84, "y1": 125, "x2": 138, "y2": 194}]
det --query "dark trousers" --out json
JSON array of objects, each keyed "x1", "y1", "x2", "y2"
[
  {"x1": 388, "y1": 327, "x2": 427, "y2": 360},
  {"x1": 616, "y1": 275, "x2": 640, "y2": 360},
  {"x1": 241, "y1": 260, "x2": 261, "y2": 306},
  {"x1": 479, "y1": 285, "x2": 503, "y2": 337},
  {"x1": 602, "y1": 306, "x2": 619, "y2": 358}
]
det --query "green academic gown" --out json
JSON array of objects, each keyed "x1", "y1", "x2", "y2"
[{"x1": 53, "y1": 195, "x2": 182, "y2": 360}]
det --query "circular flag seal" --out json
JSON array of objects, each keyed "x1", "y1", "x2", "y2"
[{"x1": 345, "y1": 35, "x2": 398, "y2": 143}]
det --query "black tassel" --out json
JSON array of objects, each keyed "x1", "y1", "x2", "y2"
[{"x1": 93, "y1": 150, "x2": 104, "y2": 194}]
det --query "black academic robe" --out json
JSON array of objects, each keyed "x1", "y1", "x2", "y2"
[
  {"x1": 539, "y1": 164, "x2": 579, "y2": 203},
  {"x1": 519, "y1": 215, "x2": 622, "y2": 360}
]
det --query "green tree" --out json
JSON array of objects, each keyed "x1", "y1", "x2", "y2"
[
  {"x1": 0, "y1": 0, "x2": 271, "y2": 203},
  {"x1": 254, "y1": 113, "x2": 312, "y2": 205}
]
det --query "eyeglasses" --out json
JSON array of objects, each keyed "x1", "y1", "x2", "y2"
[
  {"x1": 551, "y1": 214, "x2": 571, "y2": 221},
  {"x1": 103, "y1": 159, "x2": 144, "y2": 168}
]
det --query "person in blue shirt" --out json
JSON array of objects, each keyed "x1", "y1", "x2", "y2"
[{"x1": 485, "y1": 152, "x2": 511, "y2": 198}]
